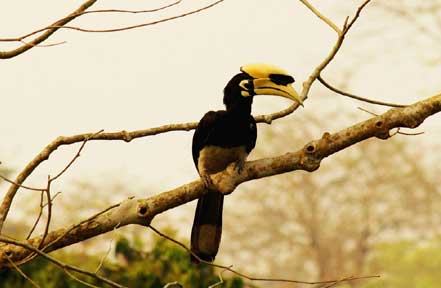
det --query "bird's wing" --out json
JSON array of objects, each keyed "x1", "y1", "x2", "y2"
[
  {"x1": 192, "y1": 110, "x2": 227, "y2": 168},
  {"x1": 246, "y1": 115, "x2": 257, "y2": 153}
]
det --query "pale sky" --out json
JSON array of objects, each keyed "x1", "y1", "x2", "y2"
[{"x1": 1, "y1": 0, "x2": 440, "y2": 224}]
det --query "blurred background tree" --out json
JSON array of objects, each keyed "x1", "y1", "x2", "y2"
[
  {"x1": 221, "y1": 109, "x2": 441, "y2": 287},
  {"x1": 0, "y1": 233, "x2": 245, "y2": 288}
]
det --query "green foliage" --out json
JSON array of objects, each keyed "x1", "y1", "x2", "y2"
[
  {"x1": 359, "y1": 238, "x2": 441, "y2": 288},
  {"x1": 0, "y1": 234, "x2": 245, "y2": 288}
]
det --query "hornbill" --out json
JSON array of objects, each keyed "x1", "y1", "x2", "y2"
[{"x1": 191, "y1": 63, "x2": 303, "y2": 262}]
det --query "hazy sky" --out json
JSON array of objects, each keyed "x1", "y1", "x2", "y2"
[{"x1": 1, "y1": 0, "x2": 440, "y2": 221}]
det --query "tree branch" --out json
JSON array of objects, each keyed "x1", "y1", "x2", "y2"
[
  {"x1": 46, "y1": 0, "x2": 226, "y2": 34},
  {"x1": 298, "y1": 0, "x2": 342, "y2": 34},
  {"x1": 0, "y1": 0, "x2": 372, "y2": 232},
  {"x1": 1, "y1": 93, "x2": 439, "y2": 266},
  {"x1": 0, "y1": 0, "x2": 225, "y2": 59},
  {"x1": 6, "y1": 255, "x2": 40, "y2": 288},
  {"x1": 0, "y1": 0, "x2": 98, "y2": 59},
  {"x1": 0, "y1": 237, "x2": 125, "y2": 288},
  {"x1": 317, "y1": 75, "x2": 408, "y2": 108},
  {"x1": 149, "y1": 225, "x2": 378, "y2": 286},
  {"x1": 300, "y1": 0, "x2": 372, "y2": 102}
]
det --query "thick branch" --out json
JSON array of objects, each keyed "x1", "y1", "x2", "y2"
[{"x1": 1, "y1": 93, "x2": 439, "y2": 266}]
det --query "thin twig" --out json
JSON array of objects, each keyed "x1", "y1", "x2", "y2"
[
  {"x1": 0, "y1": 237, "x2": 125, "y2": 288},
  {"x1": 208, "y1": 266, "x2": 231, "y2": 288},
  {"x1": 299, "y1": 0, "x2": 372, "y2": 103},
  {"x1": 17, "y1": 200, "x2": 125, "y2": 267},
  {"x1": 148, "y1": 225, "x2": 379, "y2": 285},
  {"x1": 36, "y1": 130, "x2": 101, "y2": 251},
  {"x1": 6, "y1": 256, "x2": 40, "y2": 288},
  {"x1": 26, "y1": 192, "x2": 45, "y2": 240},
  {"x1": 318, "y1": 75, "x2": 407, "y2": 108},
  {"x1": 397, "y1": 130, "x2": 425, "y2": 136},
  {"x1": 95, "y1": 223, "x2": 120, "y2": 274},
  {"x1": 357, "y1": 107, "x2": 424, "y2": 136},
  {"x1": 0, "y1": 174, "x2": 45, "y2": 192},
  {"x1": 63, "y1": 268, "x2": 101, "y2": 288},
  {"x1": 0, "y1": 0, "x2": 216, "y2": 59},
  {"x1": 0, "y1": 0, "x2": 98, "y2": 59},
  {"x1": 42, "y1": 199, "x2": 128, "y2": 252},
  {"x1": 19, "y1": 39, "x2": 67, "y2": 48},
  {"x1": 298, "y1": 0, "x2": 342, "y2": 34},
  {"x1": 344, "y1": 0, "x2": 372, "y2": 32},
  {"x1": 38, "y1": 176, "x2": 52, "y2": 250},
  {"x1": 262, "y1": 0, "x2": 373, "y2": 126},
  {"x1": 357, "y1": 106, "x2": 379, "y2": 116},
  {"x1": 163, "y1": 282, "x2": 182, "y2": 288},
  {"x1": 0, "y1": 0, "x2": 222, "y2": 42},
  {"x1": 45, "y1": 0, "x2": 225, "y2": 34},
  {"x1": 82, "y1": 0, "x2": 182, "y2": 15},
  {"x1": 50, "y1": 129, "x2": 104, "y2": 182},
  {"x1": 26, "y1": 192, "x2": 61, "y2": 240}
]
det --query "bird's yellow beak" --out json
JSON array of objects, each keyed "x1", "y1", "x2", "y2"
[{"x1": 253, "y1": 78, "x2": 304, "y2": 106}]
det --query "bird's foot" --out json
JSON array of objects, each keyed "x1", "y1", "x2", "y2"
[
  {"x1": 201, "y1": 174, "x2": 214, "y2": 190},
  {"x1": 233, "y1": 159, "x2": 245, "y2": 174}
]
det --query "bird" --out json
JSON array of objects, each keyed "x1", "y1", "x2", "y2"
[{"x1": 190, "y1": 63, "x2": 303, "y2": 262}]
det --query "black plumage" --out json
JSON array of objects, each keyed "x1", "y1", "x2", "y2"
[
  {"x1": 191, "y1": 72, "x2": 257, "y2": 262},
  {"x1": 190, "y1": 64, "x2": 301, "y2": 262}
]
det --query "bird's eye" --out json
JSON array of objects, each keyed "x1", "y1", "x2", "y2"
[
  {"x1": 244, "y1": 80, "x2": 253, "y2": 90},
  {"x1": 239, "y1": 79, "x2": 254, "y2": 91},
  {"x1": 269, "y1": 74, "x2": 295, "y2": 86}
]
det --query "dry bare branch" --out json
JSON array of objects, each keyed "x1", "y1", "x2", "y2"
[
  {"x1": 208, "y1": 266, "x2": 229, "y2": 288},
  {"x1": 163, "y1": 282, "x2": 182, "y2": 288},
  {"x1": 357, "y1": 107, "x2": 424, "y2": 136},
  {"x1": 26, "y1": 192, "x2": 45, "y2": 240},
  {"x1": 50, "y1": 130, "x2": 104, "y2": 183},
  {"x1": 82, "y1": 0, "x2": 182, "y2": 15},
  {"x1": 26, "y1": 192, "x2": 61, "y2": 240},
  {"x1": 38, "y1": 177, "x2": 52, "y2": 250},
  {"x1": 298, "y1": 0, "x2": 342, "y2": 34},
  {"x1": 263, "y1": 0, "x2": 373, "y2": 125},
  {"x1": 1, "y1": 93, "x2": 439, "y2": 267},
  {"x1": 0, "y1": 237, "x2": 125, "y2": 288},
  {"x1": 6, "y1": 255, "x2": 40, "y2": 288},
  {"x1": 94, "y1": 223, "x2": 120, "y2": 274},
  {"x1": 318, "y1": 75, "x2": 408, "y2": 108},
  {"x1": 0, "y1": 0, "x2": 98, "y2": 59},
  {"x1": 40, "y1": 0, "x2": 226, "y2": 34},
  {"x1": 62, "y1": 269, "x2": 100, "y2": 288},
  {"x1": 300, "y1": 0, "x2": 372, "y2": 103},
  {"x1": 0, "y1": 174, "x2": 45, "y2": 192},
  {"x1": 0, "y1": 0, "x2": 225, "y2": 59},
  {"x1": 149, "y1": 225, "x2": 378, "y2": 286}
]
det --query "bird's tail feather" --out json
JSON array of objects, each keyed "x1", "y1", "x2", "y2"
[{"x1": 190, "y1": 190, "x2": 224, "y2": 263}]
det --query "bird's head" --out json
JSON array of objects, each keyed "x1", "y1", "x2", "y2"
[{"x1": 223, "y1": 63, "x2": 303, "y2": 111}]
